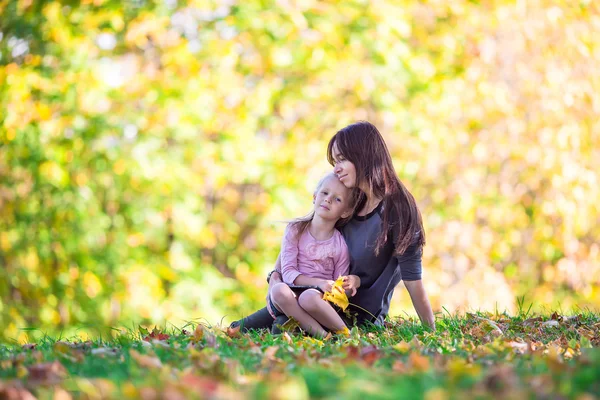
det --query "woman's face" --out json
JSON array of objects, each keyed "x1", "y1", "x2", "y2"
[{"x1": 331, "y1": 142, "x2": 357, "y2": 189}]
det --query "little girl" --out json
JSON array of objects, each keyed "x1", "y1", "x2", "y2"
[{"x1": 268, "y1": 172, "x2": 357, "y2": 337}]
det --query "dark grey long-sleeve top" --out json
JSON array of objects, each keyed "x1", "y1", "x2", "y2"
[{"x1": 341, "y1": 201, "x2": 423, "y2": 325}]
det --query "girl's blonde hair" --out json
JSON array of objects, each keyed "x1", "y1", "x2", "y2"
[{"x1": 289, "y1": 173, "x2": 360, "y2": 241}]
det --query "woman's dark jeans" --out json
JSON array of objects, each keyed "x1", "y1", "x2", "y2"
[{"x1": 229, "y1": 307, "x2": 274, "y2": 332}]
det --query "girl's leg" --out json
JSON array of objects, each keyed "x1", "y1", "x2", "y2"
[
  {"x1": 270, "y1": 283, "x2": 328, "y2": 338},
  {"x1": 298, "y1": 289, "x2": 347, "y2": 331}
]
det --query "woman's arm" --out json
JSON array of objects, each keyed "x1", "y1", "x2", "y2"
[{"x1": 403, "y1": 279, "x2": 435, "y2": 329}]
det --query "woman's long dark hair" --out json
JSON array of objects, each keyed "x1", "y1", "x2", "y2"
[{"x1": 327, "y1": 121, "x2": 426, "y2": 255}]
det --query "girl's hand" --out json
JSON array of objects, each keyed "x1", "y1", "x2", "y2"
[
  {"x1": 318, "y1": 280, "x2": 335, "y2": 293},
  {"x1": 342, "y1": 275, "x2": 360, "y2": 297}
]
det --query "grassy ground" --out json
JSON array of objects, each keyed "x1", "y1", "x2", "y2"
[{"x1": 1, "y1": 310, "x2": 599, "y2": 399}]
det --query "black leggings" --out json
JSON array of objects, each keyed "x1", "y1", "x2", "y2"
[{"x1": 229, "y1": 307, "x2": 274, "y2": 332}]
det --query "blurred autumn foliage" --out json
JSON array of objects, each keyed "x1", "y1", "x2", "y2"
[{"x1": 1, "y1": 0, "x2": 599, "y2": 341}]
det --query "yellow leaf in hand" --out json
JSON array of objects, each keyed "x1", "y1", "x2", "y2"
[{"x1": 322, "y1": 277, "x2": 349, "y2": 311}]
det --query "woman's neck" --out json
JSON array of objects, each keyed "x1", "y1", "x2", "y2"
[
  {"x1": 358, "y1": 192, "x2": 383, "y2": 217},
  {"x1": 308, "y1": 216, "x2": 336, "y2": 241}
]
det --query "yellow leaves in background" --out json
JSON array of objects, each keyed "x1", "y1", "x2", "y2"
[
  {"x1": 83, "y1": 272, "x2": 102, "y2": 298},
  {"x1": 38, "y1": 161, "x2": 69, "y2": 188},
  {"x1": 322, "y1": 277, "x2": 349, "y2": 311},
  {"x1": 125, "y1": 14, "x2": 172, "y2": 48},
  {"x1": 2, "y1": 0, "x2": 600, "y2": 339}
]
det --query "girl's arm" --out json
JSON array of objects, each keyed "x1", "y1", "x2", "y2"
[
  {"x1": 403, "y1": 280, "x2": 435, "y2": 329},
  {"x1": 274, "y1": 234, "x2": 330, "y2": 289},
  {"x1": 294, "y1": 274, "x2": 331, "y2": 291},
  {"x1": 280, "y1": 225, "x2": 303, "y2": 284}
]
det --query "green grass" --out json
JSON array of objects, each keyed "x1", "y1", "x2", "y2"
[{"x1": 1, "y1": 311, "x2": 599, "y2": 399}]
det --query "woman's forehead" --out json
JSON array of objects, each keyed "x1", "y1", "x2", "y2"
[{"x1": 332, "y1": 142, "x2": 342, "y2": 156}]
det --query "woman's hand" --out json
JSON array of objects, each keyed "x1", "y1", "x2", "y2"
[
  {"x1": 267, "y1": 254, "x2": 283, "y2": 295},
  {"x1": 318, "y1": 280, "x2": 335, "y2": 293},
  {"x1": 342, "y1": 275, "x2": 360, "y2": 297},
  {"x1": 268, "y1": 270, "x2": 282, "y2": 291}
]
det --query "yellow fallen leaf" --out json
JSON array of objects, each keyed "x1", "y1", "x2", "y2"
[
  {"x1": 409, "y1": 352, "x2": 430, "y2": 372},
  {"x1": 322, "y1": 277, "x2": 349, "y2": 311},
  {"x1": 16, "y1": 365, "x2": 28, "y2": 378},
  {"x1": 281, "y1": 317, "x2": 300, "y2": 332},
  {"x1": 335, "y1": 327, "x2": 350, "y2": 337},
  {"x1": 193, "y1": 325, "x2": 204, "y2": 342},
  {"x1": 424, "y1": 388, "x2": 449, "y2": 400},
  {"x1": 393, "y1": 341, "x2": 411, "y2": 353}
]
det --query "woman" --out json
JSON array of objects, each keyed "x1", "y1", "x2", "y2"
[{"x1": 231, "y1": 121, "x2": 435, "y2": 332}]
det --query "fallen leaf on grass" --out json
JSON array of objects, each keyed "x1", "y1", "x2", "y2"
[
  {"x1": 261, "y1": 346, "x2": 283, "y2": 368},
  {"x1": 542, "y1": 320, "x2": 559, "y2": 328},
  {"x1": 483, "y1": 364, "x2": 518, "y2": 394},
  {"x1": 162, "y1": 385, "x2": 187, "y2": 400},
  {"x1": 53, "y1": 341, "x2": 85, "y2": 363},
  {"x1": 409, "y1": 352, "x2": 430, "y2": 372},
  {"x1": 344, "y1": 345, "x2": 381, "y2": 366},
  {"x1": 74, "y1": 378, "x2": 115, "y2": 399},
  {"x1": 424, "y1": 388, "x2": 449, "y2": 400},
  {"x1": 53, "y1": 387, "x2": 72, "y2": 400},
  {"x1": 139, "y1": 387, "x2": 159, "y2": 400},
  {"x1": 392, "y1": 360, "x2": 408, "y2": 373},
  {"x1": 0, "y1": 384, "x2": 36, "y2": 400},
  {"x1": 129, "y1": 350, "x2": 162, "y2": 369},
  {"x1": 27, "y1": 361, "x2": 67, "y2": 385},
  {"x1": 393, "y1": 341, "x2": 411, "y2": 354},
  {"x1": 282, "y1": 332, "x2": 293, "y2": 344},
  {"x1": 545, "y1": 344, "x2": 566, "y2": 373},
  {"x1": 53, "y1": 341, "x2": 71, "y2": 354},
  {"x1": 360, "y1": 345, "x2": 381, "y2": 366},
  {"x1": 523, "y1": 317, "x2": 543, "y2": 327},
  {"x1": 179, "y1": 372, "x2": 220, "y2": 395},
  {"x1": 467, "y1": 314, "x2": 504, "y2": 337},
  {"x1": 226, "y1": 325, "x2": 241, "y2": 338},
  {"x1": 446, "y1": 358, "x2": 482, "y2": 381},
  {"x1": 192, "y1": 324, "x2": 218, "y2": 348},
  {"x1": 281, "y1": 317, "x2": 300, "y2": 332},
  {"x1": 91, "y1": 347, "x2": 120, "y2": 357},
  {"x1": 507, "y1": 340, "x2": 529, "y2": 354},
  {"x1": 266, "y1": 376, "x2": 310, "y2": 400},
  {"x1": 143, "y1": 327, "x2": 171, "y2": 342},
  {"x1": 264, "y1": 346, "x2": 279, "y2": 360}
]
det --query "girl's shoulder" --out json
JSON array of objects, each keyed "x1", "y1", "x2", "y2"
[
  {"x1": 284, "y1": 222, "x2": 306, "y2": 239},
  {"x1": 333, "y1": 228, "x2": 349, "y2": 248}
]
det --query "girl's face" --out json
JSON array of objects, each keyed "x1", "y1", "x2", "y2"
[
  {"x1": 313, "y1": 175, "x2": 352, "y2": 221},
  {"x1": 331, "y1": 142, "x2": 357, "y2": 189}
]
